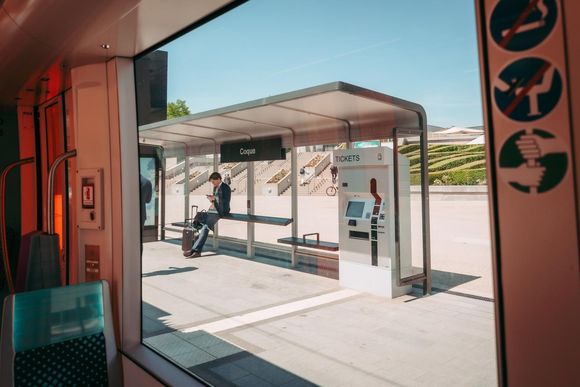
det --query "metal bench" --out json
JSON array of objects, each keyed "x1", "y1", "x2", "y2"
[
  {"x1": 167, "y1": 213, "x2": 293, "y2": 229},
  {"x1": 278, "y1": 233, "x2": 339, "y2": 251},
  {"x1": 221, "y1": 213, "x2": 292, "y2": 226}
]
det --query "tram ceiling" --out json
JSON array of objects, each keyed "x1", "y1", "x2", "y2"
[
  {"x1": 0, "y1": 0, "x2": 234, "y2": 107},
  {"x1": 138, "y1": 82, "x2": 425, "y2": 156}
]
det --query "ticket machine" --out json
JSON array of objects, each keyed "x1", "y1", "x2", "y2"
[{"x1": 334, "y1": 147, "x2": 412, "y2": 298}]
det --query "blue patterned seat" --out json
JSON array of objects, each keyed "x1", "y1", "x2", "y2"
[{"x1": 0, "y1": 281, "x2": 121, "y2": 386}]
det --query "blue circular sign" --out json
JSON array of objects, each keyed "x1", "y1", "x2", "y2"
[
  {"x1": 490, "y1": 0, "x2": 557, "y2": 52},
  {"x1": 494, "y1": 57, "x2": 562, "y2": 122}
]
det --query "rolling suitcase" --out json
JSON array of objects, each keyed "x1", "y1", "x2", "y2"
[{"x1": 182, "y1": 205, "x2": 198, "y2": 251}]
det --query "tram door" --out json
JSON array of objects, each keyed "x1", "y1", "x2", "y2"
[
  {"x1": 37, "y1": 93, "x2": 76, "y2": 284},
  {"x1": 139, "y1": 144, "x2": 164, "y2": 243}
]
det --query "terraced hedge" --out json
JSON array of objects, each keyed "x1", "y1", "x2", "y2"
[
  {"x1": 403, "y1": 144, "x2": 486, "y2": 185},
  {"x1": 411, "y1": 168, "x2": 487, "y2": 185}
]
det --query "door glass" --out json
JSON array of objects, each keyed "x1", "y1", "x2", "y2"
[
  {"x1": 139, "y1": 151, "x2": 162, "y2": 243},
  {"x1": 394, "y1": 129, "x2": 427, "y2": 284}
]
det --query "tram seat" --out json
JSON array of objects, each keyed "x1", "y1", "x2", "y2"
[{"x1": 0, "y1": 280, "x2": 121, "y2": 386}]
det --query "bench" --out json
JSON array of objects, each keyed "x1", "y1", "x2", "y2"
[
  {"x1": 277, "y1": 233, "x2": 339, "y2": 252},
  {"x1": 166, "y1": 213, "x2": 293, "y2": 231},
  {"x1": 221, "y1": 213, "x2": 293, "y2": 226}
]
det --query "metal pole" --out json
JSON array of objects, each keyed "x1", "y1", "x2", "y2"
[
  {"x1": 160, "y1": 155, "x2": 166, "y2": 241},
  {"x1": 47, "y1": 150, "x2": 76, "y2": 235},
  {"x1": 291, "y1": 147, "x2": 298, "y2": 266},
  {"x1": 419, "y1": 118, "x2": 432, "y2": 295},
  {"x1": 213, "y1": 148, "x2": 219, "y2": 249},
  {"x1": 184, "y1": 149, "x2": 190, "y2": 223},
  {"x1": 0, "y1": 157, "x2": 34, "y2": 294},
  {"x1": 247, "y1": 162, "x2": 255, "y2": 257}
]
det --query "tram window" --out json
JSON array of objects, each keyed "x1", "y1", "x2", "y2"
[{"x1": 133, "y1": 1, "x2": 494, "y2": 386}]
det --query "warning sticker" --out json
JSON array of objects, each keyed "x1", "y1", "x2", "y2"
[
  {"x1": 82, "y1": 184, "x2": 95, "y2": 208},
  {"x1": 499, "y1": 128, "x2": 567, "y2": 194},
  {"x1": 490, "y1": 0, "x2": 557, "y2": 52},
  {"x1": 494, "y1": 57, "x2": 562, "y2": 122}
]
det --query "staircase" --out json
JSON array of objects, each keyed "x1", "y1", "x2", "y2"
[{"x1": 166, "y1": 151, "x2": 337, "y2": 196}]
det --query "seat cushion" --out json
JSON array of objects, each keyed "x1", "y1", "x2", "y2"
[{"x1": 14, "y1": 332, "x2": 108, "y2": 386}]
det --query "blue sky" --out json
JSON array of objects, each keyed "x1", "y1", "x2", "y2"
[{"x1": 163, "y1": 0, "x2": 482, "y2": 128}]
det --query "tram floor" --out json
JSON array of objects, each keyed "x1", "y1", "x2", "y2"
[{"x1": 142, "y1": 242, "x2": 497, "y2": 387}]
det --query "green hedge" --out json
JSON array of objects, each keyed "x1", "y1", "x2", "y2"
[
  {"x1": 449, "y1": 159, "x2": 487, "y2": 171},
  {"x1": 407, "y1": 151, "x2": 481, "y2": 166},
  {"x1": 399, "y1": 144, "x2": 488, "y2": 185},
  {"x1": 410, "y1": 168, "x2": 487, "y2": 185},
  {"x1": 428, "y1": 144, "x2": 484, "y2": 153},
  {"x1": 410, "y1": 154, "x2": 483, "y2": 172},
  {"x1": 398, "y1": 144, "x2": 420, "y2": 154},
  {"x1": 427, "y1": 154, "x2": 486, "y2": 172}
]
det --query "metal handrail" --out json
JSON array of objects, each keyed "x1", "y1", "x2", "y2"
[
  {"x1": 47, "y1": 150, "x2": 76, "y2": 235},
  {"x1": 0, "y1": 157, "x2": 34, "y2": 294}
]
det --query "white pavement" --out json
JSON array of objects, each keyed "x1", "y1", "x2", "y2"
[{"x1": 142, "y1": 242, "x2": 497, "y2": 386}]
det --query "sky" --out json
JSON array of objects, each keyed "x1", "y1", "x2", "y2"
[{"x1": 160, "y1": 0, "x2": 483, "y2": 128}]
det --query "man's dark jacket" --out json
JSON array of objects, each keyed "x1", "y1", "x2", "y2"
[{"x1": 213, "y1": 182, "x2": 231, "y2": 217}]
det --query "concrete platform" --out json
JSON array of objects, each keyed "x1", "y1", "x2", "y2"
[
  {"x1": 163, "y1": 194, "x2": 494, "y2": 299},
  {"x1": 142, "y1": 242, "x2": 497, "y2": 386}
]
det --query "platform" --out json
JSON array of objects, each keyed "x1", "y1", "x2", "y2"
[{"x1": 142, "y1": 241, "x2": 497, "y2": 386}]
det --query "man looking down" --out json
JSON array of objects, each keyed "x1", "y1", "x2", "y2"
[{"x1": 183, "y1": 172, "x2": 231, "y2": 258}]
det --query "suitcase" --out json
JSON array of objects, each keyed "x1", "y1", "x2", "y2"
[
  {"x1": 181, "y1": 205, "x2": 198, "y2": 251},
  {"x1": 181, "y1": 227, "x2": 196, "y2": 251}
]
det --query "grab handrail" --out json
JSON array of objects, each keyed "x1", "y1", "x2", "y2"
[
  {"x1": 0, "y1": 157, "x2": 35, "y2": 294},
  {"x1": 47, "y1": 150, "x2": 76, "y2": 235}
]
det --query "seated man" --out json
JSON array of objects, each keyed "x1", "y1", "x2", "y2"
[{"x1": 183, "y1": 172, "x2": 231, "y2": 258}]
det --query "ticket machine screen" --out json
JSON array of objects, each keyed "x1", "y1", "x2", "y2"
[{"x1": 346, "y1": 201, "x2": 365, "y2": 218}]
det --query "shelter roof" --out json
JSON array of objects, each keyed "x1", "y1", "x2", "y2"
[{"x1": 139, "y1": 82, "x2": 426, "y2": 155}]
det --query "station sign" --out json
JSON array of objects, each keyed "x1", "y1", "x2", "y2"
[
  {"x1": 220, "y1": 138, "x2": 285, "y2": 162},
  {"x1": 333, "y1": 148, "x2": 391, "y2": 167}
]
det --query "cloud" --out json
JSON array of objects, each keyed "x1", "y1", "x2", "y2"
[{"x1": 269, "y1": 38, "x2": 401, "y2": 76}]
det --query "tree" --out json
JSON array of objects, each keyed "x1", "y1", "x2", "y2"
[{"x1": 167, "y1": 99, "x2": 191, "y2": 119}]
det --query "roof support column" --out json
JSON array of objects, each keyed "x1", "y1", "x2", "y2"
[
  {"x1": 247, "y1": 161, "x2": 255, "y2": 258},
  {"x1": 212, "y1": 149, "x2": 219, "y2": 249},
  {"x1": 291, "y1": 147, "x2": 298, "y2": 267},
  {"x1": 183, "y1": 148, "x2": 190, "y2": 223}
]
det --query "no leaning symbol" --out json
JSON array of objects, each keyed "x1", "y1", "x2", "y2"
[{"x1": 494, "y1": 57, "x2": 562, "y2": 122}]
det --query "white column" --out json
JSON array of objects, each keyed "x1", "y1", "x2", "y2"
[
  {"x1": 247, "y1": 161, "x2": 255, "y2": 257},
  {"x1": 291, "y1": 147, "x2": 298, "y2": 266},
  {"x1": 212, "y1": 149, "x2": 219, "y2": 249},
  {"x1": 183, "y1": 151, "x2": 190, "y2": 221}
]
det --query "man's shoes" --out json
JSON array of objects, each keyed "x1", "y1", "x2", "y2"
[{"x1": 184, "y1": 250, "x2": 202, "y2": 258}]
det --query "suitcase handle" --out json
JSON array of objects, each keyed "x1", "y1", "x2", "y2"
[{"x1": 184, "y1": 205, "x2": 199, "y2": 225}]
